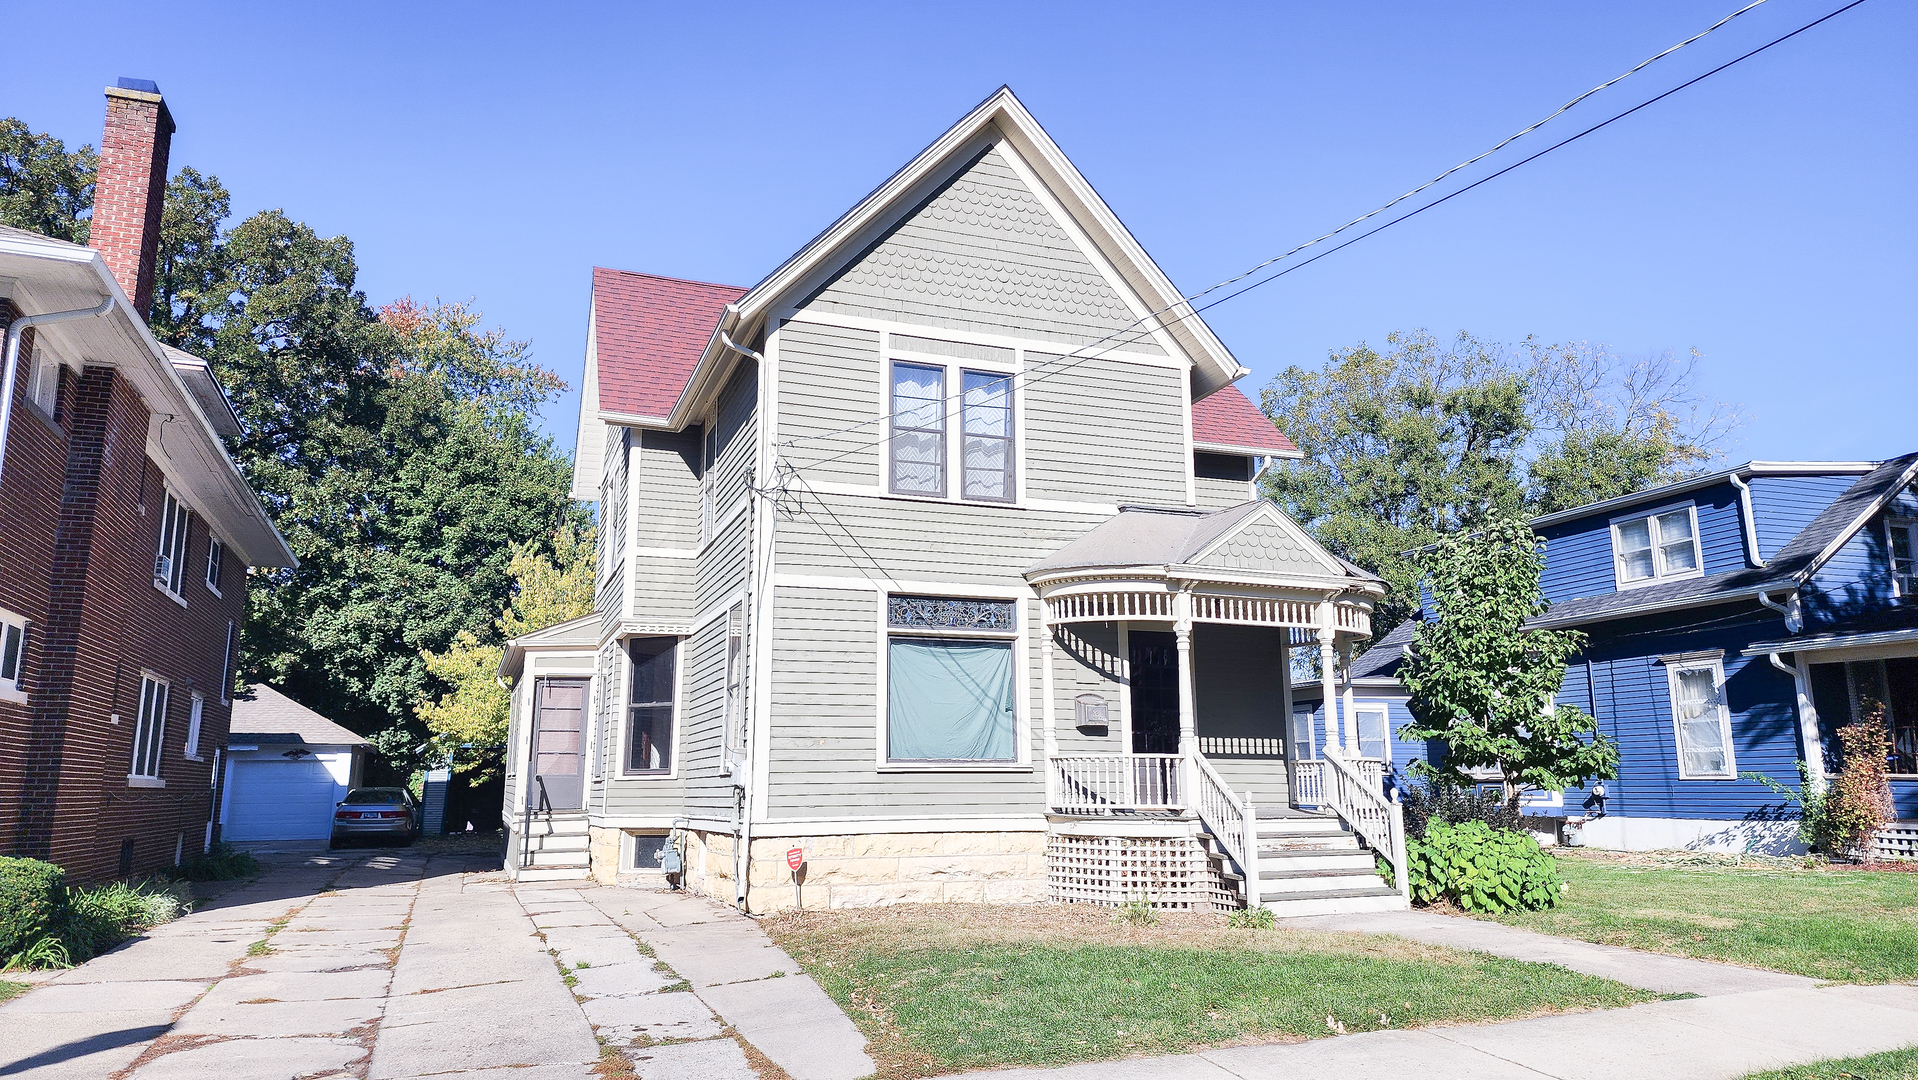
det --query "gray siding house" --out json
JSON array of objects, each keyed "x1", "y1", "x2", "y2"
[{"x1": 503, "y1": 89, "x2": 1403, "y2": 915}]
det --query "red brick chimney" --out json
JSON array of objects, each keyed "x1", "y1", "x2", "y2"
[{"x1": 90, "y1": 78, "x2": 174, "y2": 320}]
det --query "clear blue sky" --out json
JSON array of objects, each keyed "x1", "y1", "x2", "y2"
[{"x1": 5, "y1": 1, "x2": 1912, "y2": 462}]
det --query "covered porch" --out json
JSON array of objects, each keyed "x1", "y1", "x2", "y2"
[{"x1": 1025, "y1": 502, "x2": 1409, "y2": 908}]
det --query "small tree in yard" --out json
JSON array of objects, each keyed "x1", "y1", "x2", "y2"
[
  {"x1": 1399, "y1": 511, "x2": 1618, "y2": 805},
  {"x1": 1824, "y1": 706, "x2": 1894, "y2": 857}
]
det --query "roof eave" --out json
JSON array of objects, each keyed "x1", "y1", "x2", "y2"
[
  {"x1": 1529, "y1": 461, "x2": 1879, "y2": 529},
  {"x1": 1529, "y1": 586, "x2": 1769, "y2": 630},
  {"x1": 1194, "y1": 441, "x2": 1304, "y2": 459}
]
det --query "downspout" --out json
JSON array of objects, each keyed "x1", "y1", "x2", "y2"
[
  {"x1": 0, "y1": 293, "x2": 117, "y2": 487},
  {"x1": 1757, "y1": 589, "x2": 1801, "y2": 634},
  {"x1": 721, "y1": 330, "x2": 765, "y2": 913},
  {"x1": 1728, "y1": 473, "x2": 1763, "y2": 567}
]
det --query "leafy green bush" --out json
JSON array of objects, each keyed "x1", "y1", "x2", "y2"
[
  {"x1": 1226, "y1": 906, "x2": 1276, "y2": 930},
  {"x1": 1398, "y1": 771, "x2": 1522, "y2": 840},
  {"x1": 1406, "y1": 820, "x2": 1561, "y2": 914},
  {"x1": 167, "y1": 842, "x2": 260, "y2": 882},
  {"x1": 61, "y1": 879, "x2": 191, "y2": 962},
  {"x1": 0, "y1": 858, "x2": 69, "y2": 963}
]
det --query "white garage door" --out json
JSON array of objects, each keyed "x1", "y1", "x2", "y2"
[{"x1": 225, "y1": 759, "x2": 342, "y2": 841}]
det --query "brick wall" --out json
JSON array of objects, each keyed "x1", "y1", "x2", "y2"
[
  {"x1": 91, "y1": 87, "x2": 174, "y2": 316},
  {"x1": 12, "y1": 361, "x2": 249, "y2": 882}
]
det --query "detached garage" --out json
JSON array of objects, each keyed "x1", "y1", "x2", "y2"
[{"x1": 221, "y1": 685, "x2": 368, "y2": 844}]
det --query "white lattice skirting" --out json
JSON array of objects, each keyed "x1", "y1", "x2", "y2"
[
  {"x1": 1869, "y1": 822, "x2": 1918, "y2": 861},
  {"x1": 1045, "y1": 832, "x2": 1231, "y2": 912}
]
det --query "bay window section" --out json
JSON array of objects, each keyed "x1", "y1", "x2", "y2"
[
  {"x1": 960, "y1": 371, "x2": 1013, "y2": 501},
  {"x1": 885, "y1": 595, "x2": 1018, "y2": 765},
  {"x1": 625, "y1": 637, "x2": 677, "y2": 774},
  {"x1": 889, "y1": 363, "x2": 945, "y2": 496}
]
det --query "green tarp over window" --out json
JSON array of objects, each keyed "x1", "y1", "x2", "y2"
[{"x1": 887, "y1": 638, "x2": 1015, "y2": 762}]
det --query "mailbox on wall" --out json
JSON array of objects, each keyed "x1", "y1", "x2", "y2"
[{"x1": 1074, "y1": 693, "x2": 1109, "y2": 732}]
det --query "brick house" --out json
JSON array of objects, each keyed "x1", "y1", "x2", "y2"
[{"x1": 0, "y1": 80, "x2": 294, "y2": 882}]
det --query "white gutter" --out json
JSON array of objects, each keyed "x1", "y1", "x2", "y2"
[
  {"x1": 1756, "y1": 589, "x2": 1802, "y2": 634},
  {"x1": 0, "y1": 293, "x2": 117, "y2": 487},
  {"x1": 1728, "y1": 472, "x2": 1763, "y2": 567}
]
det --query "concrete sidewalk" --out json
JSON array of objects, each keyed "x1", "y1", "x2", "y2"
[
  {"x1": 1284, "y1": 908, "x2": 1817, "y2": 997},
  {"x1": 955, "y1": 984, "x2": 1918, "y2": 1080}
]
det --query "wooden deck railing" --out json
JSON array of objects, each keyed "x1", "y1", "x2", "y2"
[{"x1": 1048, "y1": 753, "x2": 1183, "y2": 814}]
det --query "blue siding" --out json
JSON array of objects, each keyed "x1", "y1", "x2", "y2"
[
  {"x1": 1292, "y1": 694, "x2": 1437, "y2": 778},
  {"x1": 1749, "y1": 474, "x2": 1859, "y2": 562},
  {"x1": 1538, "y1": 483, "x2": 1749, "y2": 605},
  {"x1": 1801, "y1": 511, "x2": 1895, "y2": 629},
  {"x1": 1579, "y1": 610, "x2": 1804, "y2": 821}
]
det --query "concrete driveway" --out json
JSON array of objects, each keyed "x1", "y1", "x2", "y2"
[{"x1": 0, "y1": 846, "x2": 870, "y2": 1080}]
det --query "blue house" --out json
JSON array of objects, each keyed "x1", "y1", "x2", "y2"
[{"x1": 1298, "y1": 455, "x2": 1918, "y2": 856}]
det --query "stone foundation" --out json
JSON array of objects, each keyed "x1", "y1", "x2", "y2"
[{"x1": 674, "y1": 828, "x2": 1048, "y2": 913}]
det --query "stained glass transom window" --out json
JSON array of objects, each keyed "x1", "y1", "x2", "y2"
[{"x1": 887, "y1": 595, "x2": 1015, "y2": 632}]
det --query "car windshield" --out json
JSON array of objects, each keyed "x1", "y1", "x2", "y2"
[{"x1": 343, "y1": 788, "x2": 407, "y2": 805}]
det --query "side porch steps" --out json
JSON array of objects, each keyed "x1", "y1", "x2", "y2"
[
  {"x1": 513, "y1": 810, "x2": 591, "y2": 881},
  {"x1": 1200, "y1": 810, "x2": 1408, "y2": 916}
]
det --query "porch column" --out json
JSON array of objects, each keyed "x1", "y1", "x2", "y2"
[
  {"x1": 1340, "y1": 638, "x2": 1359, "y2": 753},
  {"x1": 1316, "y1": 607, "x2": 1341, "y2": 756},
  {"x1": 1175, "y1": 589, "x2": 1198, "y2": 759},
  {"x1": 1040, "y1": 605, "x2": 1057, "y2": 812}
]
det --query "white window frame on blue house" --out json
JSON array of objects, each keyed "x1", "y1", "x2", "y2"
[
  {"x1": 1611, "y1": 503, "x2": 1703, "y2": 591},
  {"x1": 1886, "y1": 516, "x2": 1917, "y2": 600},
  {"x1": 1666, "y1": 655, "x2": 1736, "y2": 780}
]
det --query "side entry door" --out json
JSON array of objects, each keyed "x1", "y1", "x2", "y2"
[{"x1": 530, "y1": 678, "x2": 588, "y2": 811}]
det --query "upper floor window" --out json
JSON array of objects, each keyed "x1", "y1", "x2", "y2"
[
  {"x1": 204, "y1": 537, "x2": 225, "y2": 596},
  {"x1": 183, "y1": 692, "x2": 205, "y2": 761},
  {"x1": 131, "y1": 674, "x2": 170, "y2": 783},
  {"x1": 154, "y1": 491, "x2": 191, "y2": 600},
  {"x1": 0, "y1": 609, "x2": 27, "y2": 702},
  {"x1": 1889, "y1": 518, "x2": 1917, "y2": 600},
  {"x1": 1613, "y1": 506, "x2": 1700, "y2": 588},
  {"x1": 889, "y1": 362, "x2": 946, "y2": 496},
  {"x1": 1666, "y1": 657, "x2": 1734, "y2": 779},
  {"x1": 961, "y1": 372, "x2": 1013, "y2": 502}
]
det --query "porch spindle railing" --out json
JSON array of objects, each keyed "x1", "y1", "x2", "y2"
[
  {"x1": 1319, "y1": 750, "x2": 1408, "y2": 898},
  {"x1": 1191, "y1": 754, "x2": 1258, "y2": 902},
  {"x1": 1048, "y1": 753, "x2": 1183, "y2": 814}
]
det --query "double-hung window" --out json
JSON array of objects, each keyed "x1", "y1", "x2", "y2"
[
  {"x1": 1889, "y1": 518, "x2": 1917, "y2": 600},
  {"x1": 625, "y1": 637, "x2": 677, "y2": 774},
  {"x1": 0, "y1": 609, "x2": 27, "y2": 702},
  {"x1": 722, "y1": 607, "x2": 745, "y2": 760},
  {"x1": 154, "y1": 491, "x2": 190, "y2": 599},
  {"x1": 184, "y1": 692, "x2": 205, "y2": 761},
  {"x1": 889, "y1": 363, "x2": 946, "y2": 496},
  {"x1": 1613, "y1": 506, "x2": 1701, "y2": 588},
  {"x1": 131, "y1": 674, "x2": 170, "y2": 783},
  {"x1": 960, "y1": 371, "x2": 1014, "y2": 501},
  {"x1": 1667, "y1": 658, "x2": 1735, "y2": 779},
  {"x1": 204, "y1": 537, "x2": 225, "y2": 596},
  {"x1": 885, "y1": 595, "x2": 1018, "y2": 765}
]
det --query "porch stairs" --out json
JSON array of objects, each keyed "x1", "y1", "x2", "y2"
[
  {"x1": 516, "y1": 810, "x2": 591, "y2": 882},
  {"x1": 1236, "y1": 808, "x2": 1407, "y2": 916}
]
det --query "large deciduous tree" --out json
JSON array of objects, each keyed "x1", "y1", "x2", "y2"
[
  {"x1": 0, "y1": 119, "x2": 94, "y2": 242},
  {"x1": 1397, "y1": 512, "x2": 1618, "y2": 803}
]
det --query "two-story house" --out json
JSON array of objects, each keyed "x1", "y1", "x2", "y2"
[
  {"x1": 1302, "y1": 456, "x2": 1918, "y2": 859},
  {"x1": 0, "y1": 80, "x2": 295, "y2": 882},
  {"x1": 500, "y1": 88, "x2": 1410, "y2": 916}
]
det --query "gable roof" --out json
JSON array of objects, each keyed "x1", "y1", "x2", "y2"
[
  {"x1": 1026, "y1": 500, "x2": 1377, "y2": 589},
  {"x1": 499, "y1": 613, "x2": 600, "y2": 681},
  {"x1": 1350, "y1": 617, "x2": 1417, "y2": 680},
  {"x1": 1531, "y1": 452, "x2": 1918, "y2": 629},
  {"x1": 591, "y1": 268, "x2": 748, "y2": 422},
  {"x1": 1192, "y1": 385, "x2": 1298, "y2": 457},
  {"x1": 229, "y1": 684, "x2": 366, "y2": 747}
]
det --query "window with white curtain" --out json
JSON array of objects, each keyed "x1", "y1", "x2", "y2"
[
  {"x1": 889, "y1": 362, "x2": 946, "y2": 496},
  {"x1": 1613, "y1": 506, "x2": 1701, "y2": 588},
  {"x1": 960, "y1": 371, "x2": 1013, "y2": 501},
  {"x1": 1667, "y1": 659, "x2": 1734, "y2": 779}
]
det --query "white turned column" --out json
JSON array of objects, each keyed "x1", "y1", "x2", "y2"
[
  {"x1": 1317, "y1": 606, "x2": 1341, "y2": 757},
  {"x1": 1040, "y1": 612, "x2": 1057, "y2": 764},
  {"x1": 1340, "y1": 638, "x2": 1359, "y2": 752},
  {"x1": 1175, "y1": 591, "x2": 1198, "y2": 758}
]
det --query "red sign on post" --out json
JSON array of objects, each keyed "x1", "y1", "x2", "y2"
[{"x1": 786, "y1": 847, "x2": 804, "y2": 872}]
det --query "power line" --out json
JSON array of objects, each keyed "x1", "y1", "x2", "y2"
[
  {"x1": 773, "y1": 0, "x2": 1867, "y2": 487},
  {"x1": 773, "y1": 0, "x2": 1785, "y2": 462}
]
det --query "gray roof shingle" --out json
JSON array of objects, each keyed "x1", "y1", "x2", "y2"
[{"x1": 229, "y1": 685, "x2": 367, "y2": 747}]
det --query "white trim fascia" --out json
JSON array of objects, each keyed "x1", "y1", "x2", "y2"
[
  {"x1": 1165, "y1": 564, "x2": 1366, "y2": 595},
  {"x1": 775, "y1": 573, "x2": 1033, "y2": 599},
  {"x1": 632, "y1": 546, "x2": 700, "y2": 559},
  {"x1": 602, "y1": 621, "x2": 695, "y2": 647},
  {"x1": 1181, "y1": 358, "x2": 1196, "y2": 507},
  {"x1": 794, "y1": 478, "x2": 1114, "y2": 517},
  {"x1": 622, "y1": 431, "x2": 639, "y2": 621},
  {"x1": 1195, "y1": 439, "x2": 1306, "y2": 460},
  {"x1": 571, "y1": 300, "x2": 603, "y2": 500},
  {"x1": 778, "y1": 309, "x2": 1182, "y2": 369},
  {"x1": 739, "y1": 814, "x2": 1050, "y2": 835},
  {"x1": 1530, "y1": 461, "x2": 1878, "y2": 529},
  {"x1": 1747, "y1": 637, "x2": 1918, "y2": 664},
  {"x1": 1791, "y1": 456, "x2": 1918, "y2": 588}
]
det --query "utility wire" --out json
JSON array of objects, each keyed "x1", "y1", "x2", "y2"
[
  {"x1": 773, "y1": 0, "x2": 1867, "y2": 487},
  {"x1": 776, "y1": 0, "x2": 1780, "y2": 460}
]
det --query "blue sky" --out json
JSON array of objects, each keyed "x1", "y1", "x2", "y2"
[{"x1": 4, "y1": 1, "x2": 1912, "y2": 463}]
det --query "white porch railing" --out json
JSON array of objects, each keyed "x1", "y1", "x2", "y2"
[
  {"x1": 1320, "y1": 750, "x2": 1409, "y2": 898},
  {"x1": 1192, "y1": 754, "x2": 1258, "y2": 897},
  {"x1": 1292, "y1": 759, "x2": 1325, "y2": 806},
  {"x1": 1048, "y1": 753, "x2": 1183, "y2": 814}
]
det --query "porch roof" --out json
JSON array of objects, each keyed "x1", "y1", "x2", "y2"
[
  {"x1": 1024, "y1": 501, "x2": 1380, "y2": 587},
  {"x1": 1743, "y1": 608, "x2": 1918, "y2": 658}
]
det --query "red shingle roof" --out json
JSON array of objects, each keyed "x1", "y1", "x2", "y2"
[
  {"x1": 1192, "y1": 384, "x2": 1295, "y2": 454},
  {"x1": 592, "y1": 268, "x2": 748, "y2": 419}
]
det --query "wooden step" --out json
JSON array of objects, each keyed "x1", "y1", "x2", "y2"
[
  {"x1": 528, "y1": 849, "x2": 591, "y2": 869},
  {"x1": 1258, "y1": 868, "x2": 1392, "y2": 894},
  {"x1": 1259, "y1": 886, "x2": 1409, "y2": 916},
  {"x1": 525, "y1": 832, "x2": 590, "y2": 853},
  {"x1": 1256, "y1": 849, "x2": 1377, "y2": 873}
]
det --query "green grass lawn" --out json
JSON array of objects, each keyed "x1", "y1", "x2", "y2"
[
  {"x1": 0, "y1": 980, "x2": 28, "y2": 1004},
  {"x1": 1739, "y1": 1046, "x2": 1918, "y2": 1079},
  {"x1": 769, "y1": 904, "x2": 1658, "y2": 1078},
  {"x1": 1490, "y1": 853, "x2": 1918, "y2": 983}
]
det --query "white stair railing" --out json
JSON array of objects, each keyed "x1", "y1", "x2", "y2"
[
  {"x1": 1319, "y1": 750, "x2": 1409, "y2": 899},
  {"x1": 1292, "y1": 759, "x2": 1326, "y2": 807},
  {"x1": 1048, "y1": 753, "x2": 1183, "y2": 814},
  {"x1": 1191, "y1": 754, "x2": 1259, "y2": 906}
]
